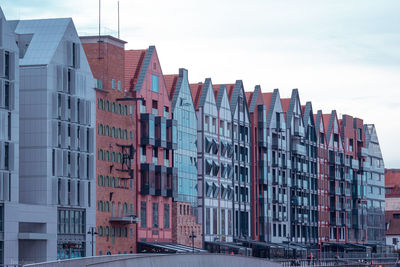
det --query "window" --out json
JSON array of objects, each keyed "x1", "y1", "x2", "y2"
[
  {"x1": 206, "y1": 208, "x2": 210, "y2": 234},
  {"x1": 98, "y1": 80, "x2": 103, "y2": 89},
  {"x1": 152, "y1": 203, "x2": 159, "y2": 228},
  {"x1": 117, "y1": 80, "x2": 121, "y2": 91},
  {"x1": 213, "y1": 208, "x2": 217, "y2": 235},
  {"x1": 151, "y1": 75, "x2": 159, "y2": 92},
  {"x1": 140, "y1": 202, "x2": 147, "y2": 228},
  {"x1": 164, "y1": 204, "x2": 170, "y2": 229},
  {"x1": 393, "y1": 214, "x2": 400, "y2": 219},
  {"x1": 112, "y1": 79, "x2": 115, "y2": 89}
]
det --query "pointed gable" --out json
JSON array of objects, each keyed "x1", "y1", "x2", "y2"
[
  {"x1": 284, "y1": 89, "x2": 303, "y2": 128},
  {"x1": 164, "y1": 74, "x2": 179, "y2": 100},
  {"x1": 266, "y1": 89, "x2": 284, "y2": 128},
  {"x1": 248, "y1": 85, "x2": 263, "y2": 113},
  {"x1": 125, "y1": 49, "x2": 147, "y2": 92},
  {"x1": 189, "y1": 83, "x2": 203, "y2": 110}
]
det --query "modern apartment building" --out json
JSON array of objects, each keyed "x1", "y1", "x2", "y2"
[
  {"x1": 125, "y1": 46, "x2": 177, "y2": 246},
  {"x1": 340, "y1": 115, "x2": 367, "y2": 242},
  {"x1": 190, "y1": 79, "x2": 234, "y2": 245},
  {"x1": 12, "y1": 18, "x2": 96, "y2": 262},
  {"x1": 0, "y1": 8, "x2": 19, "y2": 265},
  {"x1": 282, "y1": 90, "x2": 318, "y2": 245},
  {"x1": 265, "y1": 89, "x2": 290, "y2": 243},
  {"x1": 247, "y1": 86, "x2": 269, "y2": 242},
  {"x1": 81, "y1": 35, "x2": 138, "y2": 255},
  {"x1": 323, "y1": 111, "x2": 346, "y2": 243},
  {"x1": 364, "y1": 124, "x2": 385, "y2": 244},
  {"x1": 228, "y1": 81, "x2": 251, "y2": 239},
  {"x1": 164, "y1": 69, "x2": 201, "y2": 248},
  {"x1": 315, "y1": 110, "x2": 329, "y2": 245}
]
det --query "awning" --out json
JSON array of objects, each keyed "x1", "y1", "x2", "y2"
[{"x1": 138, "y1": 241, "x2": 207, "y2": 253}]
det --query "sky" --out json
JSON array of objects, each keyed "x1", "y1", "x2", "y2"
[{"x1": 1, "y1": 0, "x2": 399, "y2": 167}]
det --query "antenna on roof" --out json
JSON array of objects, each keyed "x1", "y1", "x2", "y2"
[
  {"x1": 118, "y1": 1, "x2": 120, "y2": 39},
  {"x1": 97, "y1": 0, "x2": 103, "y2": 60}
]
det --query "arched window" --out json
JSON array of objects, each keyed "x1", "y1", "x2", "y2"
[
  {"x1": 105, "y1": 201, "x2": 110, "y2": 212},
  {"x1": 98, "y1": 175, "x2": 103, "y2": 186},
  {"x1": 111, "y1": 152, "x2": 115, "y2": 162},
  {"x1": 105, "y1": 226, "x2": 110, "y2": 236},
  {"x1": 106, "y1": 100, "x2": 110, "y2": 111},
  {"x1": 112, "y1": 127, "x2": 115, "y2": 137},
  {"x1": 98, "y1": 226, "x2": 104, "y2": 236},
  {"x1": 98, "y1": 149, "x2": 103, "y2": 160},
  {"x1": 105, "y1": 126, "x2": 109, "y2": 136},
  {"x1": 112, "y1": 103, "x2": 116, "y2": 113},
  {"x1": 123, "y1": 203, "x2": 128, "y2": 216},
  {"x1": 118, "y1": 104, "x2": 122, "y2": 114},
  {"x1": 106, "y1": 151, "x2": 110, "y2": 161},
  {"x1": 124, "y1": 130, "x2": 128, "y2": 140},
  {"x1": 118, "y1": 128, "x2": 121, "y2": 139},
  {"x1": 124, "y1": 105, "x2": 128, "y2": 115},
  {"x1": 106, "y1": 176, "x2": 110, "y2": 187}
]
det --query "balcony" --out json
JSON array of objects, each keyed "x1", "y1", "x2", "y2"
[
  {"x1": 345, "y1": 188, "x2": 351, "y2": 197},
  {"x1": 166, "y1": 119, "x2": 178, "y2": 150},
  {"x1": 294, "y1": 125, "x2": 305, "y2": 137},
  {"x1": 358, "y1": 147, "x2": 368, "y2": 158},
  {"x1": 292, "y1": 143, "x2": 307, "y2": 156},
  {"x1": 351, "y1": 159, "x2": 359, "y2": 170},
  {"x1": 140, "y1": 113, "x2": 155, "y2": 146},
  {"x1": 155, "y1": 116, "x2": 167, "y2": 148},
  {"x1": 109, "y1": 214, "x2": 140, "y2": 224}
]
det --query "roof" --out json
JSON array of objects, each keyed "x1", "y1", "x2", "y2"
[
  {"x1": 11, "y1": 18, "x2": 72, "y2": 66},
  {"x1": 280, "y1": 98, "x2": 291, "y2": 119},
  {"x1": 189, "y1": 83, "x2": 203, "y2": 109},
  {"x1": 164, "y1": 74, "x2": 179, "y2": 100},
  {"x1": 262, "y1": 92, "x2": 273, "y2": 113},
  {"x1": 245, "y1": 91, "x2": 253, "y2": 107},
  {"x1": 125, "y1": 49, "x2": 147, "y2": 92}
]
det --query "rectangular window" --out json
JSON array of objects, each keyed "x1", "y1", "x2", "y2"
[
  {"x1": 152, "y1": 203, "x2": 159, "y2": 228},
  {"x1": 164, "y1": 204, "x2": 170, "y2": 229},
  {"x1": 117, "y1": 80, "x2": 121, "y2": 91},
  {"x1": 228, "y1": 210, "x2": 232, "y2": 235},
  {"x1": 140, "y1": 202, "x2": 147, "y2": 228},
  {"x1": 221, "y1": 209, "x2": 225, "y2": 235},
  {"x1": 112, "y1": 79, "x2": 115, "y2": 89},
  {"x1": 151, "y1": 75, "x2": 159, "y2": 93},
  {"x1": 206, "y1": 208, "x2": 210, "y2": 234},
  {"x1": 213, "y1": 208, "x2": 217, "y2": 235},
  {"x1": 97, "y1": 80, "x2": 103, "y2": 89}
]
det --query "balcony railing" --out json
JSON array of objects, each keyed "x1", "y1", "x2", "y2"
[
  {"x1": 292, "y1": 143, "x2": 307, "y2": 156},
  {"x1": 351, "y1": 159, "x2": 359, "y2": 170},
  {"x1": 109, "y1": 214, "x2": 140, "y2": 224}
]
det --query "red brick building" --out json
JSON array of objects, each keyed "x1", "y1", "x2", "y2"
[
  {"x1": 81, "y1": 35, "x2": 138, "y2": 255},
  {"x1": 386, "y1": 169, "x2": 400, "y2": 198},
  {"x1": 125, "y1": 46, "x2": 177, "y2": 247}
]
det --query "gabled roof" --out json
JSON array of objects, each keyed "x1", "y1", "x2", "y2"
[
  {"x1": 164, "y1": 74, "x2": 179, "y2": 100},
  {"x1": 189, "y1": 83, "x2": 203, "y2": 110},
  {"x1": 303, "y1": 101, "x2": 315, "y2": 127},
  {"x1": 315, "y1": 110, "x2": 327, "y2": 144},
  {"x1": 213, "y1": 84, "x2": 226, "y2": 110},
  {"x1": 225, "y1": 83, "x2": 235, "y2": 102},
  {"x1": 11, "y1": 18, "x2": 72, "y2": 66},
  {"x1": 265, "y1": 89, "x2": 281, "y2": 127},
  {"x1": 262, "y1": 92, "x2": 273, "y2": 117},
  {"x1": 125, "y1": 49, "x2": 147, "y2": 92},
  {"x1": 280, "y1": 98, "x2": 291, "y2": 120},
  {"x1": 245, "y1": 91, "x2": 253, "y2": 108},
  {"x1": 248, "y1": 85, "x2": 264, "y2": 113},
  {"x1": 284, "y1": 89, "x2": 303, "y2": 127}
]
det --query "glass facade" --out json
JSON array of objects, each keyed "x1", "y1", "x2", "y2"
[{"x1": 172, "y1": 82, "x2": 197, "y2": 206}]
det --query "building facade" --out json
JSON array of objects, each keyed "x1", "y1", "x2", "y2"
[
  {"x1": 363, "y1": 124, "x2": 385, "y2": 244},
  {"x1": 0, "y1": 8, "x2": 19, "y2": 265},
  {"x1": 228, "y1": 81, "x2": 251, "y2": 239},
  {"x1": 385, "y1": 169, "x2": 400, "y2": 250},
  {"x1": 340, "y1": 115, "x2": 367, "y2": 242},
  {"x1": 164, "y1": 69, "x2": 201, "y2": 248},
  {"x1": 315, "y1": 110, "x2": 330, "y2": 245},
  {"x1": 13, "y1": 18, "x2": 96, "y2": 262},
  {"x1": 81, "y1": 35, "x2": 138, "y2": 255},
  {"x1": 283, "y1": 90, "x2": 318, "y2": 245},
  {"x1": 125, "y1": 46, "x2": 177, "y2": 245}
]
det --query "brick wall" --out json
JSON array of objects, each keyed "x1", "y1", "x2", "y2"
[{"x1": 172, "y1": 202, "x2": 202, "y2": 248}]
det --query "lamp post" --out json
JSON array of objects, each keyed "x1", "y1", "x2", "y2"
[
  {"x1": 189, "y1": 231, "x2": 197, "y2": 253},
  {"x1": 88, "y1": 227, "x2": 98, "y2": 256}
]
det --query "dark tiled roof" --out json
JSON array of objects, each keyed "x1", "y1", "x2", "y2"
[{"x1": 189, "y1": 83, "x2": 203, "y2": 109}]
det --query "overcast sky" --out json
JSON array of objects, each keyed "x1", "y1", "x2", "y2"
[{"x1": 1, "y1": 0, "x2": 399, "y2": 167}]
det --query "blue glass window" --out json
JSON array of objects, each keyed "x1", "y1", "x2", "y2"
[
  {"x1": 161, "y1": 121, "x2": 166, "y2": 141},
  {"x1": 149, "y1": 119, "x2": 155, "y2": 138},
  {"x1": 151, "y1": 75, "x2": 159, "y2": 93},
  {"x1": 112, "y1": 79, "x2": 115, "y2": 89}
]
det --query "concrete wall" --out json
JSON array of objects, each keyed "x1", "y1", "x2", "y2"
[{"x1": 24, "y1": 254, "x2": 281, "y2": 267}]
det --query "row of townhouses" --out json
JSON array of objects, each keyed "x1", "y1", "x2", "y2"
[{"x1": 0, "y1": 8, "x2": 386, "y2": 265}]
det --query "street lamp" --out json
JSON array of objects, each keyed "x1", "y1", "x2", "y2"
[
  {"x1": 189, "y1": 231, "x2": 197, "y2": 254},
  {"x1": 88, "y1": 227, "x2": 98, "y2": 256}
]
